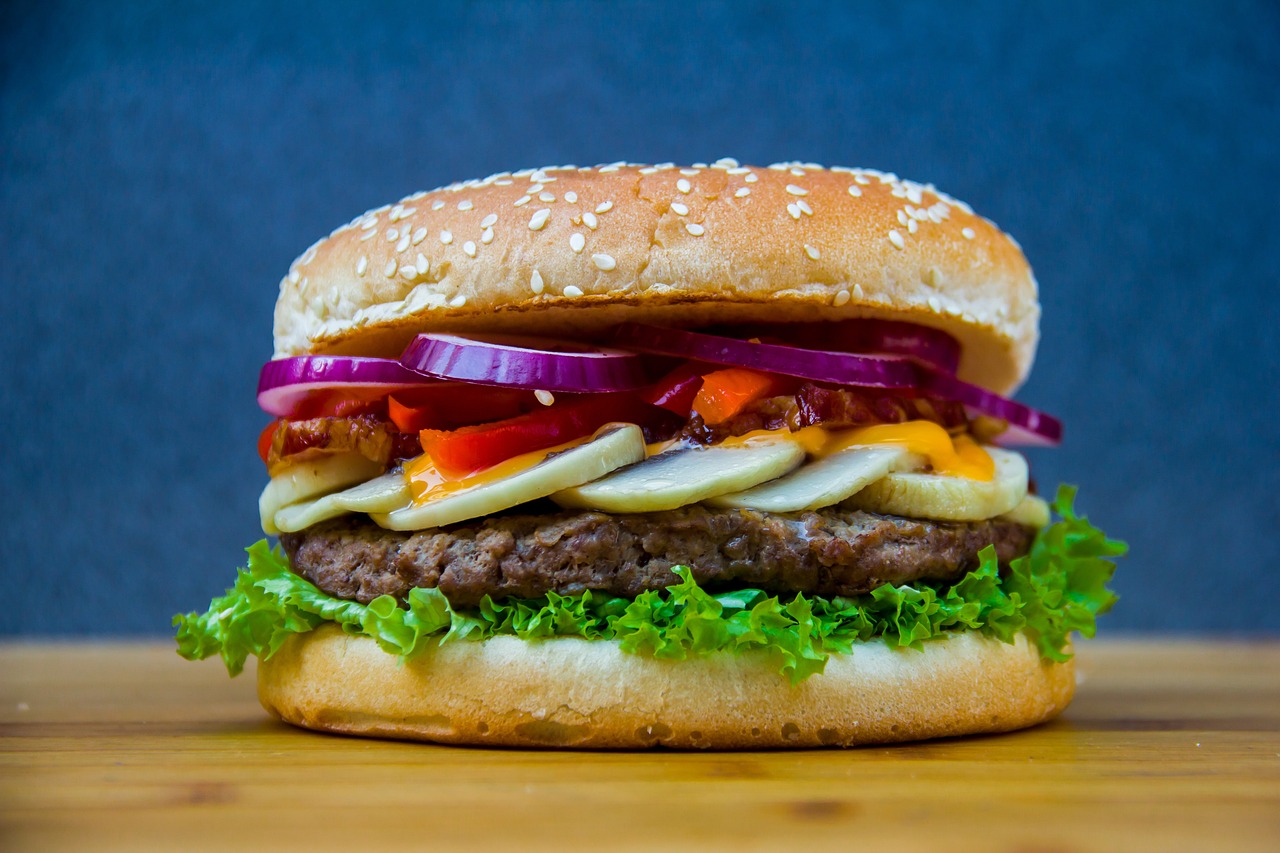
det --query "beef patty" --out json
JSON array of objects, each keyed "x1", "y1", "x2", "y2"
[{"x1": 280, "y1": 505, "x2": 1035, "y2": 608}]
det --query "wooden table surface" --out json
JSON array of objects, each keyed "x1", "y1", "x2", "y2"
[{"x1": 2, "y1": 639, "x2": 1278, "y2": 852}]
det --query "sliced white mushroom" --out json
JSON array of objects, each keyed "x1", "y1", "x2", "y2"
[
  {"x1": 273, "y1": 469, "x2": 413, "y2": 533},
  {"x1": 705, "y1": 445, "x2": 909, "y2": 512},
  {"x1": 258, "y1": 452, "x2": 383, "y2": 534},
  {"x1": 373, "y1": 423, "x2": 645, "y2": 531},
  {"x1": 551, "y1": 432, "x2": 806, "y2": 513},
  {"x1": 844, "y1": 447, "x2": 1028, "y2": 521}
]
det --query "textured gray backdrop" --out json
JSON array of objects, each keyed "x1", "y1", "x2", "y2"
[{"x1": 2, "y1": 1, "x2": 1277, "y2": 635}]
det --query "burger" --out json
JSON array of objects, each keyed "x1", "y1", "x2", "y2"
[{"x1": 176, "y1": 160, "x2": 1124, "y2": 748}]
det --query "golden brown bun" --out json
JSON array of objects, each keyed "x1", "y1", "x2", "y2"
[
  {"x1": 258, "y1": 625, "x2": 1074, "y2": 749},
  {"x1": 274, "y1": 162, "x2": 1038, "y2": 394}
]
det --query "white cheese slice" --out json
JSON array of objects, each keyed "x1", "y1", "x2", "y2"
[
  {"x1": 705, "y1": 445, "x2": 909, "y2": 512},
  {"x1": 552, "y1": 432, "x2": 805, "y2": 513},
  {"x1": 258, "y1": 453, "x2": 383, "y2": 534},
  {"x1": 273, "y1": 470, "x2": 412, "y2": 533},
  {"x1": 373, "y1": 423, "x2": 645, "y2": 531}
]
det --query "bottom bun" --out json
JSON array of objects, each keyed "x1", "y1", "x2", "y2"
[{"x1": 257, "y1": 625, "x2": 1075, "y2": 748}]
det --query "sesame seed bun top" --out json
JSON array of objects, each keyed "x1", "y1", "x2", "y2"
[{"x1": 273, "y1": 160, "x2": 1039, "y2": 394}]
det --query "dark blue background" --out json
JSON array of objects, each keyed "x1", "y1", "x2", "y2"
[{"x1": 3, "y1": 1, "x2": 1277, "y2": 635}]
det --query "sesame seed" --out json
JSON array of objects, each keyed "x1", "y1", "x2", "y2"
[
  {"x1": 847, "y1": 185, "x2": 862, "y2": 197},
  {"x1": 417, "y1": 253, "x2": 429, "y2": 273},
  {"x1": 400, "y1": 207, "x2": 417, "y2": 218},
  {"x1": 854, "y1": 175, "x2": 870, "y2": 185},
  {"x1": 389, "y1": 204, "x2": 405, "y2": 221},
  {"x1": 676, "y1": 179, "x2": 692, "y2": 194},
  {"x1": 396, "y1": 233, "x2": 411, "y2": 252},
  {"x1": 384, "y1": 259, "x2": 398, "y2": 277},
  {"x1": 360, "y1": 217, "x2": 378, "y2": 230},
  {"x1": 908, "y1": 219, "x2": 919, "y2": 234},
  {"x1": 889, "y1": 230, "x2": 905, "y2": 249},
  {"x1": 928, "y1": 296, "x2": 943, "y2": 313},
  {"x1": 289, "y1": 269, "x2": 300, "y2": 284},
  {"x1": 495, "y1": 178, "x2": 513, "y2": 186},
  {"x1": 595, "y1": 201, "x2": 613, "y2": 214},
  {"x1": 360, "y1": 229, "x2": 377, "y2": 241},
  {"x1": 735, "y1": 187, "x2": 750, "y2": 198},
  {"x1": 786, "y1": 184, "x2": 808, "y2": 196},
  {"x1": 962, "y1": 227, "x2": 976, "y2": 240},
  {"x1": 787, "y1": 203, "x2": 802, "y2": 220},
  {"x1": 531, "y1": 270, "x2": 545, "y2": 294},
  {"x1": 356, "y1": 256, "x2": 368, "y2": 276},
  {"x1": 440, "y1": 230, "x2": 453, "y2": 245},
  {"x1": 529, "y1": 209, "x2": 551, "y2": 230},
  {"x1": 804, "y1": 244, "x2": 820, "y2": 260},
  {"x1": 535, "y1": 390, "x2": 556, "y2": 406},
  {"x1": 481, "y1": 227, "x2": 494, "y2": 244},
  {"x1": 592, "y1": 253, "x2": 616, "y2": 271},
  {"x1": 685, "y1": 222, "x2": 705, "y2": 236},
  {"x1": 458, "y1": 200, "x2": 473, "y2": 211},
  {"x1": 726, "y1": 167, "x2": 750, "y2": 175},
  {"x1": 570, "y1": 233, "x2": 586, "y2": 253},
  {"x1": 639, "y1": 167, "x2": 658, "y2": 175},
  {"x1": 514, "y1": 196, "x2": 532, "y2": 207},
  {"x1": 679, "y1": 168, "x2": 700, "y2": 176},
  {"x1": 898, "y1": 210, "x2": 909, "y2": 226},
  {"x1": 564, "y1": 191, "x2": 578, "y2": 203},
  {"x1": 797, "y1": 199, "x2": 813, "y2": 216},
  {"x1": 432, "y1": 200, "x2": 446, "y2": 210},
  {"x1": 539, "y1": 192, "x2": 556, "y2": 203},
  {"x1": 463, "y1": 241, "x2": 477, "y2": 257},
  {"x1": 790, "y1": 168, "x2": 805, "y2": 177},
  {"x1": 563, "y1": 285, "x2": 585, "y2": 298},
  {"x1": 834, "y1": 289, "x2": 851, "y2": 306},
  {"x1": 744, "y1": 173, "x2": 758, "y2": 183},
  {"x1": 853, "y1": 284, "x2": 865, "y2": 298},
  {"x1": 671, "y1": 202, "x2": 689, "y2": 216},
  {"x1": 907, "y1": 187, "x2": 924, "y2": 204},
  {"x1": 412, "y1": 227, "x2": 428, "y2": 245},
  {"x1": 583, "y1": 211, "x2": 598, "y2": 229},
  {"x1": 449, "y1": 294, "x2": 467, "y2": 308},
  {"x1": 480, "y1": 213, "x2": 498, "y2": 228},
  {"x1": 401, "y1": 265, "x2": 418, "y2": 280},
  {"x1": 386, "y1": 228, "x2": 399, "y2": 242}
]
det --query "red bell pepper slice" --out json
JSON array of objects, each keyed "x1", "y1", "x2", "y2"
[
  {"x1": 416, "y1": 365, "x2": 704, "y2": 478},
  {"x1": 388, "y1": 386, "x2": 534, "y2": 433},
  {"x1": 258, "y1": 420, "x2": 281, "y2": 464},
  {"x1": 693, "y1": 368, "x2": 791, "y2": 424},
  {"x1": 419, "y1": 392, "x2": 664, "y2": 477}
]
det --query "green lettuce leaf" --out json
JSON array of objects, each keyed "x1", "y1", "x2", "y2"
[{"x1": 174, "y1": 485, "x2": 1124, "y2": 684}]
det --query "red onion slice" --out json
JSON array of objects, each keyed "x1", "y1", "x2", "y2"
[
  {"x1": 257, "y1": 356, "x2": 432, "y2": 417},
  {"x1": 919, "y1": 370, "x2": 1063, "y2": 447},
  {"x1": 717, "y1": 319, "x2": 961, "y2": 374},
  {"x1": 611, "y1": 324, "x2": 919, "y2": 389},
  {"x1": 400, "y1": 333, "x2": 649, "y2": 392}
]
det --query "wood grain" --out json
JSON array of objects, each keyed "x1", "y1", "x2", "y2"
[{"x1": 2, "y1": 639, "x2": 1278, "y2": 852}]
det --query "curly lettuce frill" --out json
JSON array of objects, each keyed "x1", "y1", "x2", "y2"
[{"x1": 174, "y1": 485, "x2": 1124, "y2": 684}]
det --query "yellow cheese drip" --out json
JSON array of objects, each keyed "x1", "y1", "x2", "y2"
[
  {"x1": 712, "y1": 421, "x2": 994, "y2": 480},
  {"x1": 404, "y1": 435, "x2": 591, "y2": 504},
  {"x1": 829, "y1": 421, "x2": 995, "y2": 481}
]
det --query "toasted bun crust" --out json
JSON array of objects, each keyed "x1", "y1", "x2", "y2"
[
  {"x1": 274, "y1": 162, "x2": 1038, "y2": 394},
  {"x1": 257, "y1": 625, "x2": 1074, "y2": 749}
]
